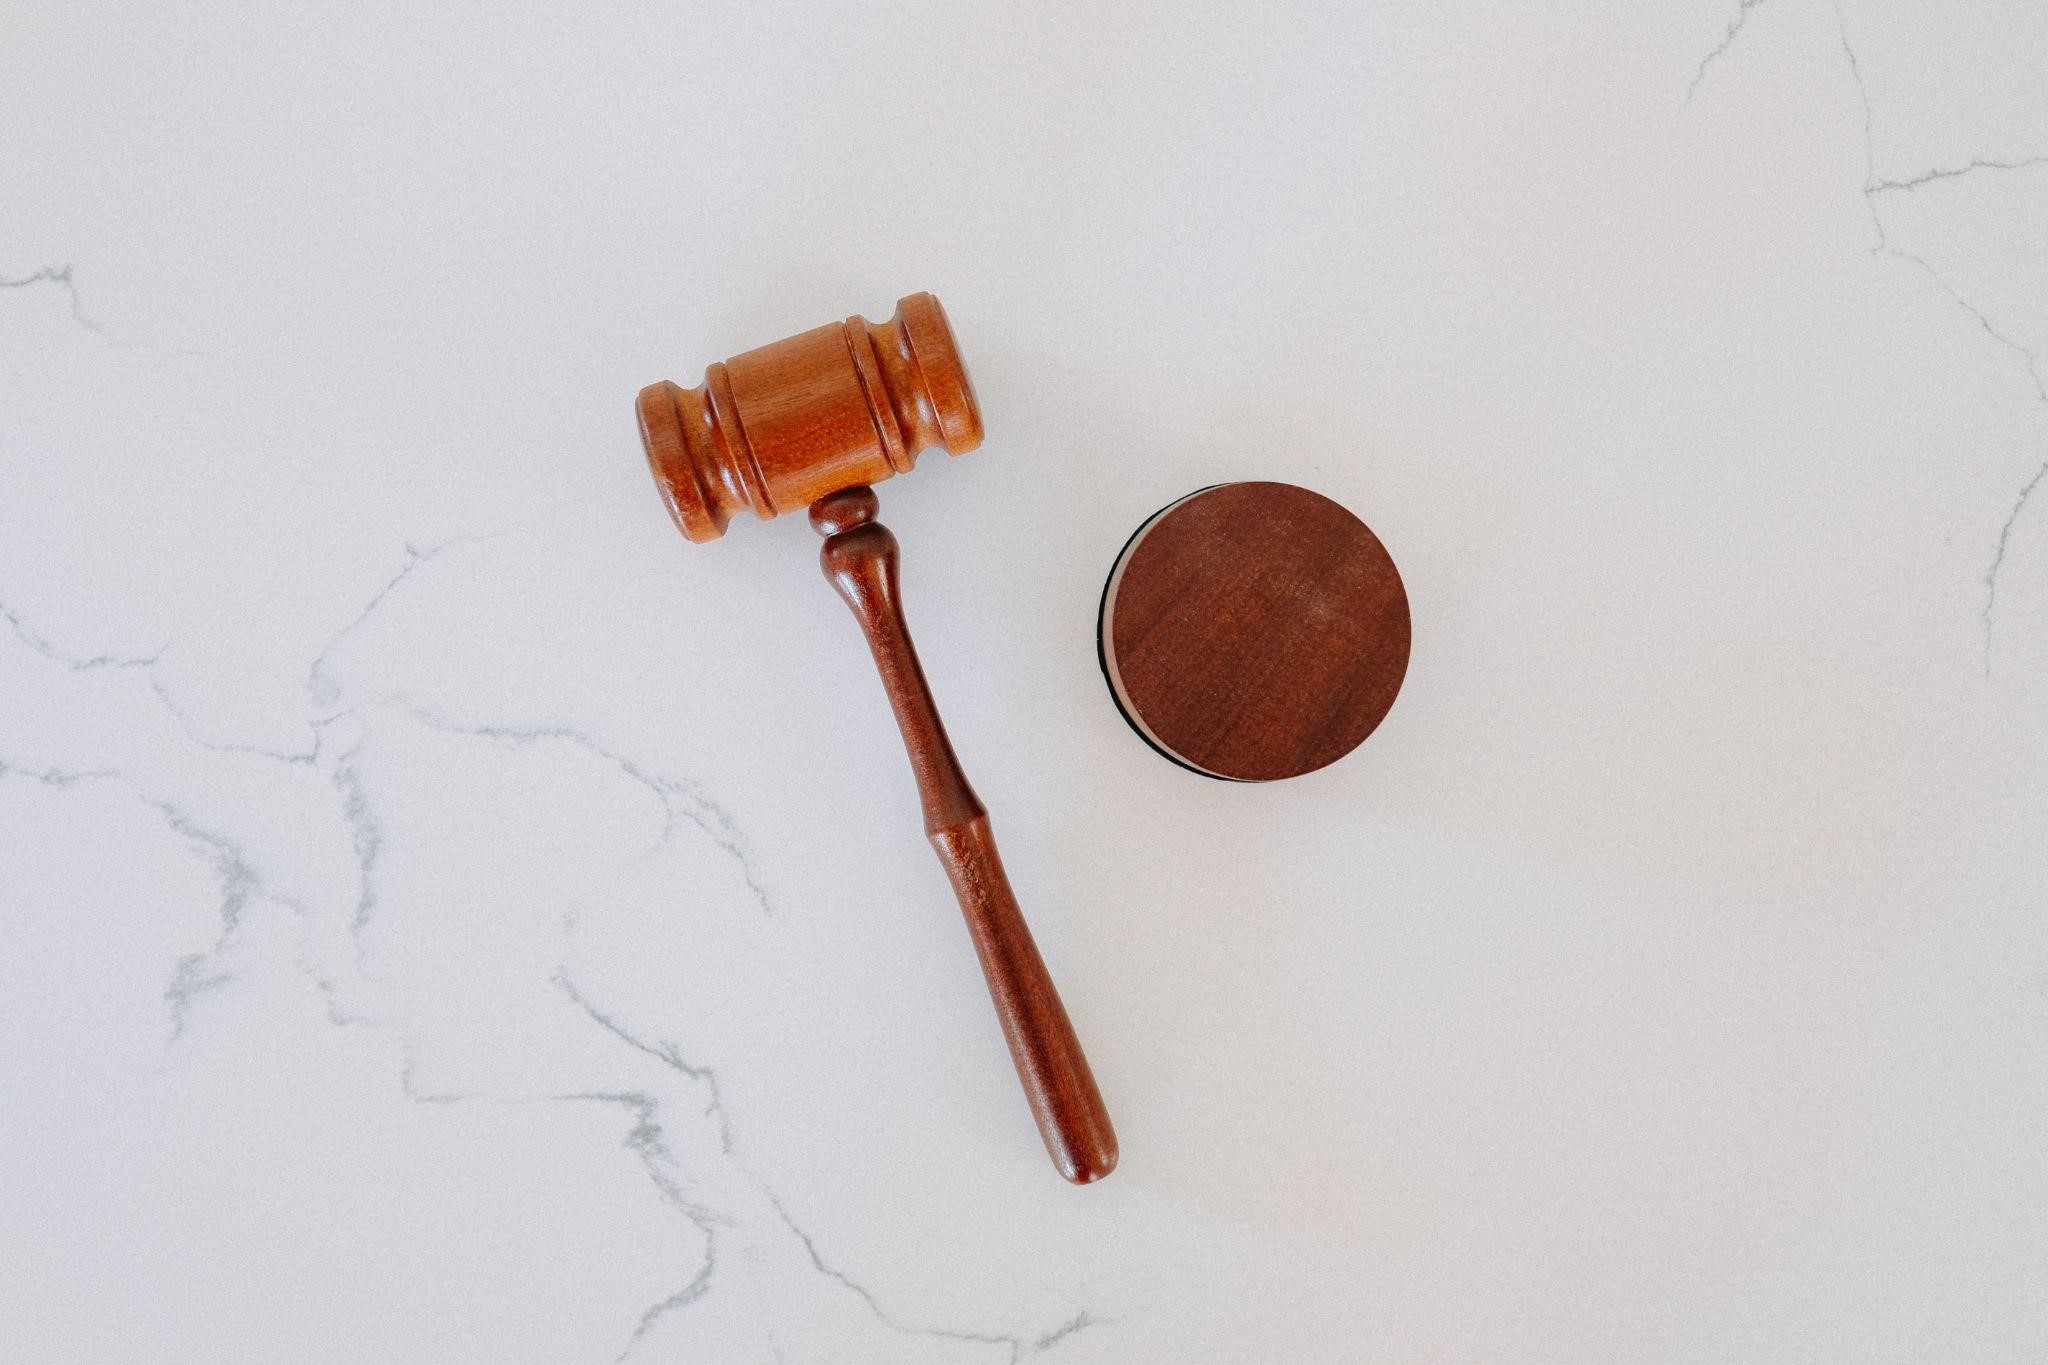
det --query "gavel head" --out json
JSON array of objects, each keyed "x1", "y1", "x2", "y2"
[{"x1": 637, "y1": 292, "x2": 983, "y2": 543}]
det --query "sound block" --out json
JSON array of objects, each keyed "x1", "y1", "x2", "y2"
[{"x1": 1097, "y1": 482, "x2": 1410, "y2": 782}]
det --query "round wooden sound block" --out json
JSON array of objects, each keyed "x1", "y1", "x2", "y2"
[{"x1": 1097, "y1": 482, "x2": 1410, "y2": 782}]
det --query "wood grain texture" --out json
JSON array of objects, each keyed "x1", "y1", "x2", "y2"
[
  {"x1": 1099, "y1": 481, "x2": 1410, "y2": 782},
  {"x1": 812, "y1": 487, "x2": 1117, "y2": 1183},
  {"x1": 637, "y1": 292, "x2": 981, "y2": 542}
]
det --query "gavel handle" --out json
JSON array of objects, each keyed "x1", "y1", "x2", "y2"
[{"x1": 810, "y1": 486, "x2": 1117, "y2": 1184}]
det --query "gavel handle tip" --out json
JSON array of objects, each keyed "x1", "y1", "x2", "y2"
[{"x1": 931, "y1": 816, "x2": 1118, "y2": 1184}]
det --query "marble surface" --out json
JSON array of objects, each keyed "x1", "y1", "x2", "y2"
[{"x1": 4, "y1": 2, "x2": 2046, "y2": 1360}]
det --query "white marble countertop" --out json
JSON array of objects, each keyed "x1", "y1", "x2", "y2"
[{"x1": 4, "y1": 3, "x2": 2045, "y2": 1360}]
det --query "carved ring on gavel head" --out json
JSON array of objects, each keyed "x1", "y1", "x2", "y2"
[
  {"x1": 635, "y1": 294, "x2": 1117, "y2": 1184},
  {"x1": 637, "y1": 292, "x2": 984, "y2": 542}
]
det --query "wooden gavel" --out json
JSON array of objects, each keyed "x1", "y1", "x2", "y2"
[{"x1": 636, "y1": 293, "x2": 1117, "y2": 1182}]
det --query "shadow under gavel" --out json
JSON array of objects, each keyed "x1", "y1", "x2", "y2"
[{"x1": 636, "y1": 293, "x2": 1117, "y2": 1183}]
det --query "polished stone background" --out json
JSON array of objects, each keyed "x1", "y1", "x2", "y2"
[{"x1": 3, "y1": 2, "x2": 2045, "y2": 1359}]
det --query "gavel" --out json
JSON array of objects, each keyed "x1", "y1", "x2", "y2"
[{"x1": 636, "y1": 293, "x2": 1117, "y2": 1183}]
